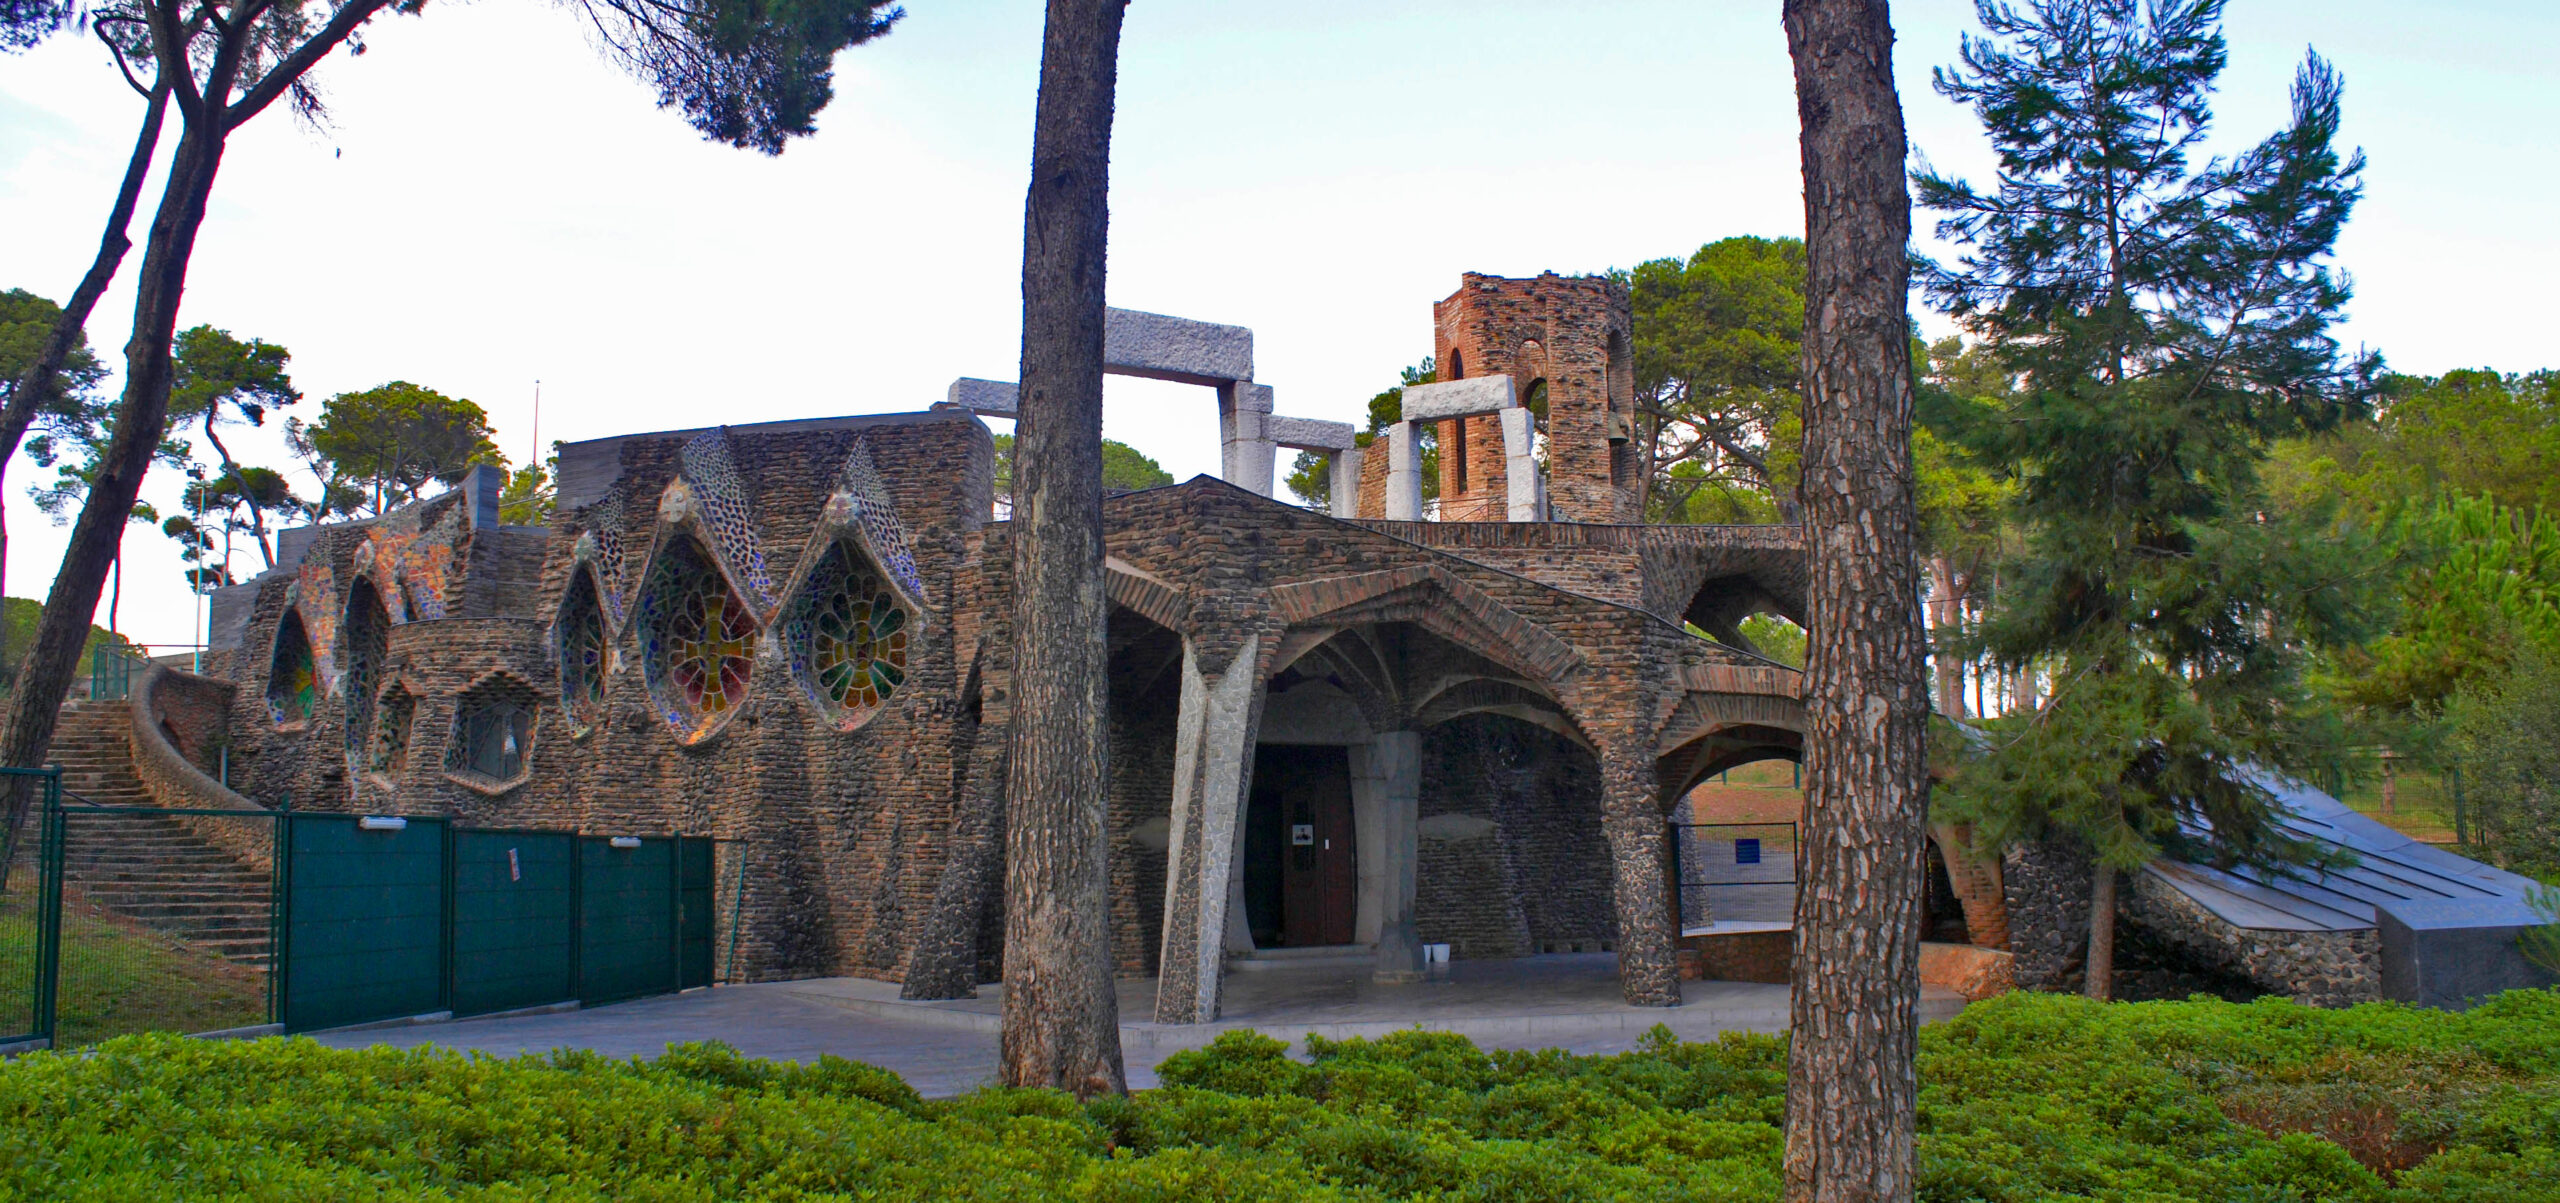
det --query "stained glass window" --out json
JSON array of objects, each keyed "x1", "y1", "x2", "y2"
[
  {"x1": 637, "y1": 537, "x2": 757, "y2": 742},
  {"x1": 783, "y1": 539, "x2": 912, "y2": 730},
  {"x1": 266, "y1": 610, "x2": 318, "y2": 727},
  {"x1": 341, "y1": 581, "x2": 388, "y2": 755},
  {"x1": 372, "y1": 685, "x2": 415, "y2": 776},
  {"x1": 557, "y1": 568, "x2": 608, "y2": 735}
]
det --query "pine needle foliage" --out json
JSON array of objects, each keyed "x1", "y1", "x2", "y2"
[{"x1": 1916, "y1": 0, "x2": 2386, "y2": 880}]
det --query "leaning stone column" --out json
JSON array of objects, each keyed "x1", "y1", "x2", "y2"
[
  {"x1": 1329, "y1": 447, "x2": 1364, "y2": 519},
  {"x1": 1350, "y1": 731, "x2": 1424, "y2": 982},
  {"x1": 1384, "y1": 422, "x2": 1423, "y2": 520},
  {"x1": 1498, "y1": 408, "x2": 1540, "y2": 522},
  {"x1": 1153, "y1": 634, "x2": 1264, "y2": 1023},
  {"x1": 1601, "y1": 744, "x2": 1682, "y2": 1006}
]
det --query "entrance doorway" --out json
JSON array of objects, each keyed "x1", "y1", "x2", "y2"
[{"x1": 1242, "y1": 744, "x2": 1356, "y2": 947}]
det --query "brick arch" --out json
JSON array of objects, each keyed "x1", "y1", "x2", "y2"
[
  {"x1": 1267, "y1": 566, "x2": 1583, "y2": 690},
  {"x1": 1657, "y1": 723, "x2": 1804, "y2": 809},
  {"x1": 1412, "y1": 676, "x2": 1590, "y2": 752}
]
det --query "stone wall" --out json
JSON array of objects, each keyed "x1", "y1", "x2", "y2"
[
  {"x1": 1416, "y1": 715, "x2": 1610, "y2": 958},
  {"x1": 2002, "y1": 837, "x2": 2094, "y2": 991},
  {"x1": 2125, "y1": 867, "x2": 2380, "y2": 1007}
]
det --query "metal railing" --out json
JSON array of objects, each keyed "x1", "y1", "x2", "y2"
[
  {"x1": 88, "y1": 645, "x2": 153, "y2": 701},
  {"x1": 1669, "y1": 820, "x2": 1798, "y2": 932}
]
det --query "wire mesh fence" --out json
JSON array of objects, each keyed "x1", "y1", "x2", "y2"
[
  {"x1": 1671, "y1": 821, "x2": 1798, "y2": 932},
  {"x1": 48, "y1": 805, "x2": 278, "y2": 1047}
]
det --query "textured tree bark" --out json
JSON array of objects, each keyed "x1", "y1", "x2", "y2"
[
  {"x1": 997, "y1": 0, "x2": 1129, "y2": 1098},
  {"x1": 0, "y1": 118, "x2": 227, "y2": 886},
  {"x1": 1782, "y1": 1, "x2": 1929, "y2": 1200},
  {"x1": 2084, "y1": 867, "x2": 2116, "y2": 1001}
]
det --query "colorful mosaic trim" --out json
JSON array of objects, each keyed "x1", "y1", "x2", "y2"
[
  {"x1": 291, "y1": 563, "x2": 341, "y2": 688},
  {"x1": 678, "y1": 429, "x2": 779, "y2": 617},
  {"x1": 557, "y1": 566, "x2": 610, "y2": 735},
  {"x1": 636, "y1": 537, "x2": 757, "y2": 743},
  {"x1": 782, "y1": 539, "x2": 911, "y2": 731},
  {"x1": 582, "y1": 478, "x2": 635, "y2": 631},
  {"x1": 832, "y1": 436, "x2": 927, "y2": 609}
]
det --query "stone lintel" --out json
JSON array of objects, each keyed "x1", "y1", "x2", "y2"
[
  {"x1": 946, "y1": 377, "x2": 1019, "y2": 417},
  {"x1": 1268, "y1": 416, "x2": 1356, "y2": 451},
  {"x1": 1399, "y1": 376, "x2": 1517, "y2": 422},
  {"x1": 1105, "y1": 307, "x2": 1254, "y2": 386}
]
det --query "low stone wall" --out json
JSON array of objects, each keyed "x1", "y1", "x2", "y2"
[
  {"x1": 2126, "y1": 867, "x2": 2379, "y2": 1007},
  {"x1": 129, "y1": 665, "x2": 275, "y2": 875},
  {"x1": 1678, "y1": 929, "x2": 2018, "y2": 1002}
]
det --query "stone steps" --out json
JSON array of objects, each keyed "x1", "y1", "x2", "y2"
[{"x1": 40, "y1": 702, "x2": 274, "y2": 966}]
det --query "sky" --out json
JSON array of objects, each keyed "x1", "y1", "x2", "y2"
[{"x1": 2, "y1": 0, "x2": 2555, "y2": 653}]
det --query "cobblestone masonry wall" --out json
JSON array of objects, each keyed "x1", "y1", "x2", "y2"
[
  {"x1": 1416, "y1": 715, "x2": 1612, "y2": 957},
  {"x1": 2125, "y1": 867, "x2": 2381, "y2": 1007},
  {"x1": 2003, "y1": 838, "x2": 2094, "y2": 991}
]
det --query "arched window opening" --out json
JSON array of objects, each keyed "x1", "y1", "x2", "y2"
[
  {"x1": 341, "y1": 579, "x2": 388, "y2": 754},
  {"x1": 637, "y1": 536, "x2": 757, "y2": 743},
  {"x1": 782, "y1": 537, "x2": 913, "y2": 731},
  {"x1": 266, "y1": 610, "x2": 317, "y2": 727},
  {"x1": 1447, "y1": 348, "x2": 1464, "y2": 381},
  {"x1": 446, "y1": 675, "x2": 539, "y2": 790},
  {"x1": 556, "y1": 568, "x2": 609, "y2": 736}
]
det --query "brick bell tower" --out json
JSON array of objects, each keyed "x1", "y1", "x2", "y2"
[{"x1": 1429, "y1": 272, "x2": 1639, "y2": 524}]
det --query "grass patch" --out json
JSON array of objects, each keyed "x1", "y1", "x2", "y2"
[
  {"x1": 0, "y1": 875, "x2": 266, "y2": 1047},
  {"x1": 5, "y1": 990, "x2": 2559, "y2": 1199}
]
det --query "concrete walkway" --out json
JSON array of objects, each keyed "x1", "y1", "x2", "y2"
[{"x1": 309, "y1": 954, "x2": 1968, "y2": 1094}]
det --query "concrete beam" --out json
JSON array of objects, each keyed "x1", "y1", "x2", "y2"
[
  {"x1": 1268, "y1": 416, "x2": 1356, "y2": 451},
  {"x1": 1104, "y1": 307, "x2": 1254, "y2": 386},
  {"x1": 946, "y1": 377, "x2": 1019, "y2": 417},
  {"x1": 1399, "y1": 376, "x2": 1517, "y2": 422}
]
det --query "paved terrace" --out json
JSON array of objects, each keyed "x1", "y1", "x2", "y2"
[{"x1": 311, "y1": 954, "x2": 1965, "y2": 1096}]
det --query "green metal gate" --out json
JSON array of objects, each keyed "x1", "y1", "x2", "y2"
[
  {"x1": 281, "y1": 814, "x2": 448, "y2": 1032},
  {"x1": 679, "y1": 837, "x2": 714, "y2": 990},
  {"x1": 577, "y1": 835, "x2": 675, "y2": 1005},
  {"x1": 449, "y1": 830, "x2": 576, "y2": 1017}
]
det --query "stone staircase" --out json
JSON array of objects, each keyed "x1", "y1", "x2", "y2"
[{"x1": 49, "y1": 700, "x2": 273, "y2": 965}]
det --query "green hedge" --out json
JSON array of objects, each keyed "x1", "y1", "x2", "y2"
[{"x1": 3, "y1": 990, "x2": 2556, "y2": 1200}]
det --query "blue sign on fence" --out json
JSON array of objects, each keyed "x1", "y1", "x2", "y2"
[{"x1": 1734, "y1": 838, "x2": 1761, "y2": 865}]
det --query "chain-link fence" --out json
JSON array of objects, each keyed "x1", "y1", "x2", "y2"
[{"x1": 1671, "y1": 821, "x2": 1798, "y2": 932}]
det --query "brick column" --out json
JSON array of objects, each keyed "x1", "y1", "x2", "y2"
[
  {"x1": 1153, "y1": 633, "x2": 1265, "y2": 1023},
  {"x1": 1602, "y1": 742, "x2": 1682, "y2": 1007},
  {"x1": 1350, "y1": 731, "x2": 1423, "y2": 982}
]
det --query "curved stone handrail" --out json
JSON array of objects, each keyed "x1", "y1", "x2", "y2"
[{"x1": 126, "y1": 662, "x2": 274, "y2": 873}]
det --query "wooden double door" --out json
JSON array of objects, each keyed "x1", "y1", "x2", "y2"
[{"x1": 1242, "y1": 744, "x2": 1358, "y2": 948}]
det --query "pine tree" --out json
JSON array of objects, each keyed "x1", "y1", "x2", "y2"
[{"x1": 1915, "y1": 0, "x2": 2383, "y2": 1000}]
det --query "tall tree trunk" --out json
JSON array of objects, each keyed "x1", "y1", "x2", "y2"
[
  {"x1": 998, "y1": 0, "x2": 1128, "y2": 1098},
  {"x1": 1928, "y1": 555, "x2": 1966, "y2": 719},
  {"x1": 0, "y1": 80, "x2": 174, "y2": 685},
  {"x1": 2084, "y1": 866, "x2": 2116, "y2": 1002},
  {"x1": 202, "y1": 417, "x2": 277, "y2": 568},
  {"x1": 1782, "y1": 1, "x2": 1928, "y2": 1200},
  {"x1": 0, "y1": 119, "x2": 228, "y2": 887}
]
